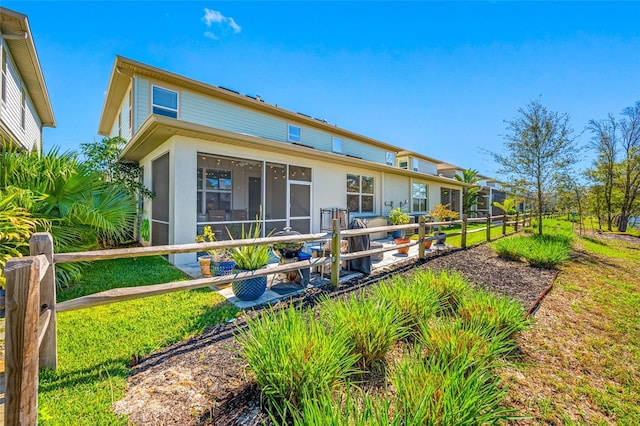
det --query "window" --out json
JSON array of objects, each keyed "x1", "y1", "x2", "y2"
[
  {"x1": 332, "y1": 136, "x2": 342, "y2": 153},
  {"x1": 347, "y1": 174, "x2": 374, "y2": 213},
  {"x1": 288, "y1": 124, "x2": 301, "y2": 143},
  {"x1": 117, "y1": 112, "x2": 122, "y2": 137},
  {"x1": 386, "y1": 152, "x2": 396, "y2": 166},
  {"x1": 152, "y1": 86, "x2": 178, "y2": 118},
  {"x1": 412, "y1": 158, "x2": 419, "y2": 172},
  {"x1": 399, "y1": 160, "x2": 408, "y2": 170},
  {"x1": 412, "y1": 183, "x2": 428, "y2": 212}
]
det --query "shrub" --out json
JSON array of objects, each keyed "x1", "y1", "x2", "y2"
[
  {"x1": 373, "y1": 274, "x2": 440, "y2": 334},
  {"x1": 320, "y1": 292, "x2": 406, "y2": 369},
  {"x1": 237, "y1": 306, "x2": 358, "y2": 415}
]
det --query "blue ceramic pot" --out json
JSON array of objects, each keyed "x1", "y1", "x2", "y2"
[{"x1": 232, "y1": 274, "x2": 267, "y2": 301}]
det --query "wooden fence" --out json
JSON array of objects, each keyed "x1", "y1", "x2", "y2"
[{"x1": 4, "y1": 212, "x2": 532, "y2": 425}]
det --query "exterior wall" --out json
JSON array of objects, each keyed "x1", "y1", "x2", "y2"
[
  {"x1": 381, "y1": 173, "x2": 410, "y2": 216},
  {"x1": 108, "y1": 86, "x2": 132, "y2": 140},
  {"x1": 0, "y1": 41, "x2": 42, "y2": 151},
  {"x1": 131, "y1": 76, "x2": 388, "y2": 164},
  {"x1": 416, "y1": 159, "x2": 437, "y2": 175},
  {"x1": 134, "y1": 76, "x2": 149, "y2": 133},
  {"x1": 139, "y1": 135, "x2": 389, "y2": 265}
]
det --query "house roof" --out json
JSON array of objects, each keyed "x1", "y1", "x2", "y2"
[
  {"x1": 121, "y1": 114, "x2": 471, "y2": 188},
  {"x1": 0, "y1": 7, "x2": 55, "y2": 127}
]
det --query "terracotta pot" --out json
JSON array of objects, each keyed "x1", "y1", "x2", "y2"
[
  {"x1": 395, "y1": 237, "x2": 410, "y2": 254},
  {"x1": 424, "y1": 239, "x2": 433, "y2": 249},
  {"x1": 198, "y1": 256, "x2": 212, "y2": 277}
]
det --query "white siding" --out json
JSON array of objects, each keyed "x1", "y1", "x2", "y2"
[
  {"x1": 109, "y1": 89, "x2": 132, "y2": 140},
  {"x1": 342, "y1": 138, "x2": 386, "y2": 163},
  {"x1": 181, "y1": 91, "x2": 286, "y2": 142},
  {"x1": 0, "y1": 41, "x2": 42, "y2": 151},
  {"x1": 134, "y1": 77, "x2": 149, "y2": 133},
  {"x1": 417, "y1": 159, "x2": 437, "y2": 175}
]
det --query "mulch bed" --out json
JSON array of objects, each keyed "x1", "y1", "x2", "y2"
[{"x1": 113, "y1": 243, "x2": 556, "y2": 425}]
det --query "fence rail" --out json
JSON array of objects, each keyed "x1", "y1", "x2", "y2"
[{"x1": 4, "y1": 212, "x2": 535, "y2": 425}]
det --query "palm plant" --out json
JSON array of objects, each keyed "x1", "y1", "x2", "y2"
[
  {"x1": 0, "y1": 146, "x2": 137, "y2": 286},
  {"x1": 492, "y1": 198, "x2": 517, "y2": 215},
  {"x1": 454, "y1": 168, "x2": 481, "y2": 216}
]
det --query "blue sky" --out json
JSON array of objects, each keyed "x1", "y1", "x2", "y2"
[{"x1": 5, "y1": 1, "x2": 640, "y2": 177}]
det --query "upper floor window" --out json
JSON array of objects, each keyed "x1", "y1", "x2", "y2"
[
  {"x1": 128, "y1": 89, "x2": 133, "y2": 135},
  {"x1": 332, "y1": 136, "x2": 342, "y2": 153},
  {"x1": 386, "y1": 152, "x2": 396, "y2": 166},
  {"x1": 288, "y1": 124, "x2": 301, "y2": 143},
  {"x1": 347, "y1": 174, "x2": 374, "y2": 213},
  {"x1": 412, "y1": 158, "x2": 419, "y2": 172},
  {"x1": 399, "y1": 160, "x2": 408, "y2": 170},
  {"x1": 152, "y1": 86, "x2": 178, "y2": 118},
  {"x1": 412, "y1": 183, "x2": 428, "y2": 212}
]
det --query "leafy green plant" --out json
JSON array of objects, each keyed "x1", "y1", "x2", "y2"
[
  {"x1": 227, "y1": 219, "x2": 272, "y2": 270},
  {"x1": 195, "y1": 225, "x2": 232, "y2": 261},
  {"x1": 320, "y1": 292, "x2": 406, "y2": 369},
  {"x1": 430, "y1": 203, "x2": 460, "y2": 222},
  {"x1": 140, "y1": 218, "x2": 150, "y2": 242},
  {"x1": 492, "y1": 198, "x2": 517, "y2": 215},
  {"x1": 237, "y1": 306, "x2": 359, "y2": 416},
  {"x1": 388, "y1": 207, "x2": 411, "y2": 225}
]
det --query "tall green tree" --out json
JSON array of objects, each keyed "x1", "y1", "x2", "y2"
[
  {"x1": 491, "y1": 99, "x2": 578, "y2": 235},
  {"x1": 454, "y1": 168, "x2": 481, "y2": 217},
  {"x1": 587, "y1": 115, "x2": 617, "y2": 231},
  {"x1": 586, "y1": 101, "x2": 640, "y2": 232}
]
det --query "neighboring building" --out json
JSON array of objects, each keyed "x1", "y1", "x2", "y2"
[
  {"x1": 0, "y1": 7, "x2": 55, "y2": 152},
  {"x1": 98, "y1": 56, "x2": 469, "y2": 265}
]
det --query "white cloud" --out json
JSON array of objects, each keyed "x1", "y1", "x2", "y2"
[{"x1": 202, "y1": 8, "x2": 242, "y2": 39}]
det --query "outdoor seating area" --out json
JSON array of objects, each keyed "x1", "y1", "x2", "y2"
[{"x1": 178, "y1": 237, "x2": 450, "y2": 309}]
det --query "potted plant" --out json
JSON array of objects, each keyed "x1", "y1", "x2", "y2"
[
  {"x1": 228, "y1": 219, "x2": 273, "y2": 301},
  {"x1": 430, "y1": 204, "x2": 460, "y2": 245},
  {"x1": 196, "y1": 225, "x2": 236, "y2": 277},
  {"x1": 388, "y1": 207, "x2": 411, "y2": 239}
]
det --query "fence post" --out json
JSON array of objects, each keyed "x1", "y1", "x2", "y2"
[
  {"x1": 502, "y1": 214, "x2": 507, "y2": 236},
  {"x1": 331, "y1": 218, "x2": 341, "y2": 288},
  {"x1": 461, "y1": 214, "x2": 468, "y2": 248},
  {"x1": 30, "y1": 232, "x2": 58, "y2": 370},
  {"x1": 486, "y1": 215, "x2": 491, "y2": 242},
  {"x1": 515, "y1": 211, "x2": 519, "y2": 233},
  {"x1": 418, "y1": 216, "x2": 426, "y2": 259},
  {"x1": 5, "y1": 256, "x2": 45, "y2": 426}
]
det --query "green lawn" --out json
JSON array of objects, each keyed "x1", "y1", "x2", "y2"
[{"x1": 38, "y1": 256, "x2": 238, "y2": 425}]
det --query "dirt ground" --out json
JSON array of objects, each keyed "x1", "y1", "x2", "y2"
[{"x1": 113, "y1": 243, "x2": 556, "y2": 425}]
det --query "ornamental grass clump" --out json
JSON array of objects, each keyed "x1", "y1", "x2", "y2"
[
  {"x1": 320, "y1": 292, "x2": 407, "y2": 369},
  {"x1": 421, "y1": 269, "x2": 471, "y2": 315},
  {"x1": 419, "y1": 319, "x2": 497, "y2": 368},
  {"x1": 492, "y1": 233, "x2": 572, "y2": 268},
  {"x1": 288, "y1": 386, "x2": 392, "y2": 426},
  {"x1": 237, "y1": 306, "x2": 358, "y2": 415},
  {"x1": 457, "y1": 290, "x2": 530, "y2": 341},
  {"x1": 372, "y1": 274, "x2": 440, "y2": 334},
  {"x1": 391, "y1": 351, "x2": 517, "y2": 425}
]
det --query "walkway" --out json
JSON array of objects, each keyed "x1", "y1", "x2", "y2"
[{"x1": 178, "y1": 238, "x2": 448, "y2": 309}]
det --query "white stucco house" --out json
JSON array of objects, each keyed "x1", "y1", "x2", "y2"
[
  {"x1": 0, "y1": 7, "x2": 55, "y2": 152},
  {"x1": 98, "y1": 56, "x2": 470, "y2": 265}
]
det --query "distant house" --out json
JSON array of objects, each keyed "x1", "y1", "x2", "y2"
[
  {"x1": 0, "y1": 7, "x2": 55, "y2": 152},
  {"x1": 98, "y1": 56, "x2": 470, "y2": 265}
]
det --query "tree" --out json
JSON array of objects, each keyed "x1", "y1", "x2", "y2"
[
  {"x1": 491, "y1": 99, "x2": 578, "y2": 235},
  {"x1": 617, "y1": 101, "x2": 640, "y2": 232},
  {"x1": 587, "y1": 115, "x2": 617, "y2": 230},
  {"x1": 454, "y1": 168, "x2": 481, "y2": 217}
]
